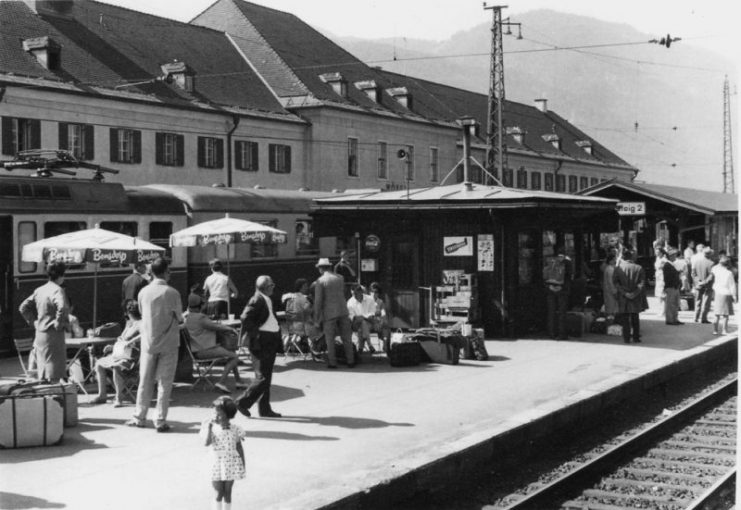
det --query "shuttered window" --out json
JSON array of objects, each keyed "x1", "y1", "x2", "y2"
[
  {"x1": 59, "y1": 123, "x2": 94, "y2": 160},
  {"x1": 235, "y1": 140, "x2": 259, "y2": 171},
  {"x1": 155, "y1": 132, "x2": 184, "y2": 166},
  {"x1": 197, "y1": 137, "x2": 224, "y2": 169},
  {"x1": 109, "y1": 128, "x2": 141, "y2": 164},
  {"x1": 268, "y1": 144, "x2": 291, "y2": 174},
  {"x1": 2, "y1": 117, "x2": 41, "y2": 156}
]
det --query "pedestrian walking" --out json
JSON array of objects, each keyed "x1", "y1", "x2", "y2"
[
  {"x1": 127, "y1": 257, "x2": 183, "y2": 432},
  {"x1": 200, "y1": 396, "x2": 246, "y2": 510},
  {"x1": 235, "y1": 275, "x2": 283, "y2": 418}
]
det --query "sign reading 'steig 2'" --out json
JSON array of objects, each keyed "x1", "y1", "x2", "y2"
[{"x1": 616, "y1": 202, "x2": 646, "y2": 216}]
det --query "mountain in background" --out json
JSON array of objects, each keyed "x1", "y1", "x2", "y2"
[{"x1": 324, "y1": 9, "x2": 736, "y2": 192}]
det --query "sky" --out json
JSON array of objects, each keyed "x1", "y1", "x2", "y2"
[{"x1": 99, "y1": 0, "x2": 736, "y2": 60}]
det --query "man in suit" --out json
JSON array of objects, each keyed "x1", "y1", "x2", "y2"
[
  {"x1": 314, "y1": 258, "x2": 355, "y2": 369},
  {"x1": 692, "y1": 246, "x2": 715, "y2": 323},
  {"x1": 613, "y1": 248, "x2": 646, "y2": 344},
  {"x1": 236, "y1": 275, "x2": 282, "y2": 418},
  {"x1": 121, "y1": 261, "x2": 148, "y2": 316}
]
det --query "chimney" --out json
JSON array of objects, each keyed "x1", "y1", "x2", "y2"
[
  {"x1": 23, "y1": 36, "x2": 61, "y2": 71},
  {"x1": 319, "y1": 72, "x2": 347, "y2": 98},
  {"x1": 160, "y1": 60, "x2": 194, "y2": 92},
  {"x1": 354, "y1": 80, "x2": 381, "y2": 103},
  {"x1": 534, "y1": 98, "x2": 548, "y2": 112},
  {"x1": 387, "y1": 87, "x2": 412, "y2": 109}
]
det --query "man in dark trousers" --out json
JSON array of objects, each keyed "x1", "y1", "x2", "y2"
[
  {"x1": 613, "y1": 248, "x2": 646, "y2": 344},
  {"x1": 236, "y1": 275, "x2": 282, "y2": 418},
  {"x1": 121, "y1": 261, "x2": 148, "y2": 316},
  {"x1": 662, "y1": 248, "x2": 683, "y2": 325},
  {"x1": 542, "y1": 245, "x2": 572, "y2": 340},
  {"x1": 314, "y1": 258, "x2": 355, "y2": 368},
  {"x1": 692, "y1": 246, "x2": 715, "y2": 324}
]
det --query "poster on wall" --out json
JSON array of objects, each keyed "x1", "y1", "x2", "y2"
[
  {"x1": 478, "y1": 234, "x2": 494, "y2": 271},
  {"x1": 443, "y1": 236, "x2": 473, "y2": 256}
]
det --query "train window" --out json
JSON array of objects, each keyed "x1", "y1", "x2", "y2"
[
  {"x1": 100, "y1": 222, "x2": 138, "y2": 237},
  {"x1": 0, "y1": 183, "x2": 21, "y2": 197},
  {"x1": 45, "y1": 221, "x2": 86, "y2": 238},
  {"x1": 34, "y1": 185, "x2": 52, "y2": 198},
  {"x1": 18, "y1": 221, "x2": 37, "y2": 273},
  {"x1": 149, "y1": 222, "x2": 173, "y2": 258},
  {"x1": 295, "y1": 220, "x2": 318, "y2": 256},
  {"x1": 51, "y1": 185, "x2": 71, "y2": 199},
  {"x1": 250, "y1": 220, "x2": 278, "y2": 258}
]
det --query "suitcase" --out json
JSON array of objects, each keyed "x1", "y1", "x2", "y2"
[
  {"x1": 418, "y1": 338, "x2": 459, "y2": 365},
  {"x1": 388, "y1": 342, "x2": 422, "y2": 367},
  {"x1": 565, "y1": 312, "x2": 584, "y2": 338},
  {"x1": 25, "y1": 383, "x2": 78, "y2": 427},
  {"x1": 0, "y1": 395, "x2": 64, "y2": 448}
]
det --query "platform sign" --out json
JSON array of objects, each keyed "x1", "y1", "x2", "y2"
[{"x1": 616, "y1": 202, "x2": 646, "y2": 216}]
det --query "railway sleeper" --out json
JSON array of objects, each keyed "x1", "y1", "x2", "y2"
[
  {"x1": 580, "y1": 488, "x2": 693, "y2": 505},
  {"x1": 661, "y1": 439, "x2": 737, "y2": 452},
  {"x1": 621, "y1": 466, "x2": 727, "y2": 484},
  {"x1": 631, "y1": 457, "x2": 729, "y2": 476},
  {"x1": 691, "y1": 419, "x2": 738, "y2": 427},
  {"x1": 646, "y1": 448, "x2": 736, "y2": 463},
  {"x1": 671, "y1": 433, "x2": 737, "y2": 446},
  {"x1": 562, "y1": 500, "x2": 642, "y2": 510},
  {"x1": 600, "y1": 476, "x2": 709, "y2": 493}
]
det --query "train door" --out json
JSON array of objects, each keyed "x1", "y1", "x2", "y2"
[
  {"x1": 0, "y1": 216, "x2": 12, "y2": 345},
  {"x1": 387, "y1": 234, "x2": 420, "y2": 329}
]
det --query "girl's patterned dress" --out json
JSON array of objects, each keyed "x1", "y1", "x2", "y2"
[{"x1": 200, "y1": 420, "x2": 247, "y2": 481}]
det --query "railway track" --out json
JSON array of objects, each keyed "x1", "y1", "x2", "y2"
[{"x1": 501, "y1": 378, "x2": 737, "y2": 510}]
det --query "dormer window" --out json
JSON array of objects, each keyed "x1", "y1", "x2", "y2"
[
  {"x1": 575, "y1": 140, "x2": 593, "y2": 155},
  {"x1": 319, "y1": 72, "x2": 347, "y2": 98},
  {"x1": 23, "y1": 36, "x2": 61, "y2": 71},
  {"x1": 160, "y1": 60, "x2": 194, "y2": 92},
  {"x1": 506, "y1": 126, "x2": 525, "y2": 145},
  {"x1": 354, "y1": 80, "x2": 381, "y2": 103},
  {"x1": 541, "y1": 133, "x2": 561, "y2": 150},
  {"x1": 387, "y1": 87, "x2": 412, "y2": 109}
]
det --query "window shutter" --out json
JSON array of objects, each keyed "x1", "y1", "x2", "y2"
[
  {"x1": 155, "y1": 132, "x2": 164, "y2": 165},
  {"x1": 252, "y1": 142, "x2": 259, "y2": 171},
  {"x1": 268, "y1": 144, "x2": 275, "y2": 172},
  {"x1": 1, "y1": 117, "x2": 13, "y2": 155},
  {"x1": 197, "y1": 137, "x2": 205, "y2": 167},
  {"x1": 30, "y1": 120, "x2": 41, "y2": 149},
  {"x1": 84, "y1": 124, "x2": 94, "y2": 160},
  {"x1": 285, "y1": 146, "x2": 291, "y2": 173},
  {"x1": 215, "y1": 139, "x2": 224, "y2": 169},
  {"x1": 132, "y1": 130, "x2": 141, "y2": 163},
  {"x1": 234, "y1": 141, "x2": 243, "y2": 170},
  {"x1": 109, "y1": 128, "x2": 118, "y2": 162},
  {"x1": 58, "y1": 123, "x2": 69, "y2": 150},
  {"x1": 176, "y1": 134, "x2": 184, "y2": 166}
]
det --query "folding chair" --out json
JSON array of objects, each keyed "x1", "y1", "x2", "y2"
[
  {"x1": 120, "y1": 357, "x2": 140, "y2": 403},
  {"x1": 13, "y1": 337, "x2": 35, "y2": 378},
  {"x1": 181, "y1": 329, "x2": 231, "y2": 391},
  {"x1": 283, "y1": 333, "x2": 310, "y2": 360}
]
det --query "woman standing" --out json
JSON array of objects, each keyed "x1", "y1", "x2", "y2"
[
  {"x1": 711, "y1": 255, "x2": 736, "y2": 335},
  {"x1": 601, "y1": 252, "x2": 619, "y2": 320},
  {"x1": 19, "y1": 261, "x2": 70, "y2": 382}
]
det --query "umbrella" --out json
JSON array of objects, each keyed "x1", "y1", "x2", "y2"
[
  {"x1": 169, "y1": 214, "x2": 288, "y2": 315},
  {"x1": 21, "y1": 225, "x2": 165, "y2": 329}
]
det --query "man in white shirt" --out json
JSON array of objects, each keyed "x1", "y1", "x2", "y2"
[
  {"x1": 347, "y1": 285, "x2": 378, "y2": 354},
  {"x1": 202, "y1": 258, "x2": 238, "y2": 319}
]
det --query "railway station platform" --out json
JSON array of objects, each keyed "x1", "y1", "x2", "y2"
[{"x1": 0, "y1": 304, "x2": 736, "y2": 510}]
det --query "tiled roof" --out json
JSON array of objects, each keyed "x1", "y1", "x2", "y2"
[
  {"x1": 0, "y1": 0, "x2": 290, "y2": 115},
  {"x1": 313, "y1": 182, "x2": 617, "y2": 210},
  {"x1": 580, "y1": 180, "x2": 739, "y2": 215},
  {"x1": 221, "y1": 0, "x2": 634, "y2": 170}
]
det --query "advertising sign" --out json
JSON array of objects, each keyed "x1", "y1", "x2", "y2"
[
  {"x1": 364, "y1": 234, "x2": 381, "y2": 252},
  {"x1": 443, "y1": 236, "x2": 473, "y2": 256},
  {"x1": 477, "y1": 234, "x2": 494, "y2": 271}
]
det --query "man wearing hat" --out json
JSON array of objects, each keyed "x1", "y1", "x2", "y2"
[
  {"x1": 662, "y1": 247, "x2": 683, "y2": 325},
  {"x1": 314, "y1": 257, "x2": 355, "y2": 368}
]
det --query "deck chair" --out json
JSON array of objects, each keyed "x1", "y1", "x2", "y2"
[
  {"x1": 13, "y1": 337, "x2": 35, "y2": 378},
  {"x1": 181, "y1": 328, "x2": 231, "y2": 391},
  {"x1": 120, "y1": 357, "x2": 140, "y2": 403}
]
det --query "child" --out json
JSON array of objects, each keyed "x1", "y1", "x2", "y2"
[{"x1": 200, "y1": 396, "x2": 246, "y2": 510}]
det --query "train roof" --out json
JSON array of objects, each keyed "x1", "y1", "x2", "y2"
[{"x1": 142, "y1": 184, "x2": 342, "y2": 213}]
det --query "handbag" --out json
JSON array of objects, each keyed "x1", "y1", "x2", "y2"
[{"x1": 112, "y1": 341, "x2": 134, "y2": 360}]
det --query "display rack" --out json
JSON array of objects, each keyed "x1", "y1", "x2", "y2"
[{"x1": 433, "y1": 273, "x2": 478, "y2": 324}]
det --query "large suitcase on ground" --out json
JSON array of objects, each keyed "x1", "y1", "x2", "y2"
[
  {"x1": 417, "y1": 337, "x2": 460, "y2": 365},
  {"x1": 0, "y1": 380, "x2": 78, "y2": 427},
  {"x1": 0, "y1": 395, "x2": 64, "y2": 448},
  {"x1": 388, "y1": 342, "x2": 422, "y2": 367}
]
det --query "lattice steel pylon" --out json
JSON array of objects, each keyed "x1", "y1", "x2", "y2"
[
  {"x1": 723, "y1": 75, "x2": 735, "y2": 193},
  {"x1": 484, "y1": 4, "x2": 508, "y2": 186}
]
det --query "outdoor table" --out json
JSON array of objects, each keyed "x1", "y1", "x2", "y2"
[{"x1": 66, "y1": 336, "x2": 117, "y2": 394}]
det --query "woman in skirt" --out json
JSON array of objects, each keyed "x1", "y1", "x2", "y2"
[{"x1": 711, "y1": 255, "x2": 737, "y2": 335}]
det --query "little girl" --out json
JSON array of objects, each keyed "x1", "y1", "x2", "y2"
[{"x1": 200, "y1": 396, "x2": 247, "y2": 510}]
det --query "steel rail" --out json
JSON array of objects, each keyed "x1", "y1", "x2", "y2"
[{"x1": 500, "y1": 378, "x2": 737, "y2": 510}]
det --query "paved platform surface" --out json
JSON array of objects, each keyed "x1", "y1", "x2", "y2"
[{"x1": 0, "y1": 304, "x2": 736, "y2": 510}]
